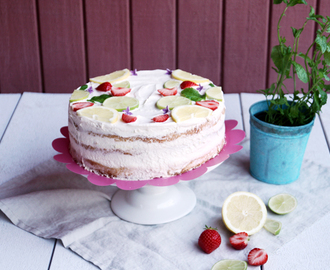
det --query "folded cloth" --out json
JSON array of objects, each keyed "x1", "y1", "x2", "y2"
[{"x1": 1, "y1": 139, "x2": 330, "y2": 270}]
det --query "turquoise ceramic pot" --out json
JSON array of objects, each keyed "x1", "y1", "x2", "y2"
[{"x1": 249, "y1": 100, "x2": 314, "y2": 184}]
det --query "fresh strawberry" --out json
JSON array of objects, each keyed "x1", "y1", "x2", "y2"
[
  {"x1": 152, "y1": 114, "x2": 169, "y2": 122},
  {"x1": 248, "y1": 248, "x2": 268, "y2": 266},
  {"x1": 122, "y1": 113, "x2": 137, "y2": 123},
  {"x1": 229, "y1": 232, "x2": 250, "y2": 250},
  {"x1": 96, "y1": 82, "x2": 112, "y2": 92},
  {"x1": 180, "y1": 80, "x2": 198, "y2": 89},
  {"x1": 198, "y1": 226, "x2": 221, "y2": 254},
  {"x1": 71, "y1": 102, "x2": 94, "y2": 112},
  {"x1": 158, "y1": 87, "x2": 177, "y2": 96},
  {"x1": 111, "y1": 87, "x2": 131, "y2": 96},
  {"x1": 196, "y1": 100, "x2": 219, "y2": 111}
]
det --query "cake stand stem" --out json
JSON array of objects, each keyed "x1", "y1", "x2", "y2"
[{"x1": 111, "y1": 183, "x2": 196, "y2": 225}]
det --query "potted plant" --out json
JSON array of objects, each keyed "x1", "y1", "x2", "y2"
[{"x1": 249, "y1": 0, "x2": 330, "y2": 184}]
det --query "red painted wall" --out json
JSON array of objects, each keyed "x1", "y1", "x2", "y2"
[{"x1": 0, "y1": 0, "x2": 328, "y2": 93}]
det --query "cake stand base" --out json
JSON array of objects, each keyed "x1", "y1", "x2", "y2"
[{"x1": 111, "y1": 183, "x2": 196, "y2": 225}]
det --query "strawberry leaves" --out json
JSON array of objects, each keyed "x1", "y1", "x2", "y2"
[{"x1": 181, "y1": 88, "x2": 206, "y2": 102}]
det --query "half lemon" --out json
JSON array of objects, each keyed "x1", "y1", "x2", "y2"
[
  {"x1": 90, "y1": 69, "x2": 131, "y2": 84},
  {"x1": 171, "y1": 105, "x2": 212, "y2": 123},
  {"x1": 77, "y1": 106, "x2": 119, "y2": 123},
  {"x1": 172, "y1": 69, "x2": 210, "y2": 83}
]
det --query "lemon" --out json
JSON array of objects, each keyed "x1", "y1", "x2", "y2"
[
  {"x1": 156, "y1": 96, "x2": 192, "y2": 110},
  {"x1": 90, "y1": 69, "x2": 130, "y2": 84},
  {"x1": 263, "y1": 218, "x2": 282, "y2": 235},
  {"x1": 77, "y1": 106, "x2": 119, "y2": 123},
  {"x1": 163, "y1": 79, "x2": 181, "y2": 89},
  {"x1": 171, "y1": 105, "x2": 212, "y2": 123},
  {"x1": 113, "y1": 80, "x2": 130, "y2": 88},
  {"x1": 103, "y1": 96, "x2": 139, "y2": 112},
  {"x1": 70, "y1": 90, "x2": 89, "y2": 102},
  {"x1": 172, "y1": 69, "x2": 210, "y2": 83},
  {"x1": 268, "y1": 193, "x2": 297, "y2": 215},
  {"x1": 222, "y1": 191, "x2": 267, "y2": 235},
  {"x1": 211, "y1": 260, "x2": 247, "y2": 270},
  {"x1": 206, "y1": 86, "x2": 224, "y2": 101}
]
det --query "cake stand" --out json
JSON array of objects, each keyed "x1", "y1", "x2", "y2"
[{"x1": 52, "y1": 120, "x2": 245, "y2": 225}]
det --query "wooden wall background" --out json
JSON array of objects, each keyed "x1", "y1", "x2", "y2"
[{"x1": 0, "y1": 0, "x2": 329, "y2": 94}]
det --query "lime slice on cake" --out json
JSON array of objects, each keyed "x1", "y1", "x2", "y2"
[
  {"x1": 70, "y1": 90, "x2": 89, "y2": 102},
  {"x1": 172, "y1": 69, "x2": 210, "y2": 83},
  {"x1": 77, "y1": 106, "x2": 119, "y2": 123},
  {"x1": 171, "y1": 105, "x2": 212, "y2": 123},
  {"x1": 206, "y1": 86, "x2": 224, "y2": 101},
  {"x1": 90, "y1": 69, "x2": 131, "y2": 84},
  {"x1": 103, "y1": 96, "x2": 139, "y2": 112},
  {"x1": 211, "y1": 260, "x2": 247, "y2": 270},
  {"x1": 163, "y1": 79, "x2": 181, "y2": 89},
  {"x1": 156, "y1": 96, "x2": 192, "y2": 110},
  {"x1": 113, "y1": 80, "x2": 130, "y2": 88},
  {"x1": 222, "y1": 191, "x2": 267, "y2": 235},
  {"x1": 268, "y1": 193, "x2": 297, "y2": 215},
  {"x1": 263, "y1": 218, "x2": 282, "y2": 235}
]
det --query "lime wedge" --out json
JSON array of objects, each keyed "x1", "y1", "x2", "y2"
[
  {"x1": 268, "y1": 193, "x2": 297, "y2": 215},
  {"x1": 206, "y1": 86, "x2": 223, "y2": 101},
  {"x1": 163, "y1": 79, "x2": 181, "y2": 89},
  {"x1": 113, "y1": 80, "x2": 130, "y2": 88},
  {"x1": 222, "y1": 191, "x2": 267, "y2": 235},
  {"x1": 77, "y1": 106, "x2": 119, "y2": 123},
  {"x1": 171, "y1": 105, "x2": 212, "y2": 123},
  {"x1": 70, "y1": 90, "x2": 89, "y2": 102},
  {"x1": 211, "y1": 259, "x2": 247, "y2": 270},
  {"x1": 90, "y1": 69, "x2": 130, "y2": 84},
  {"x1": 103, "y1": 96, "x2": 139, "y2": 112},
  {"x1": 263, "y1": 218, "x2": 282, "y2": 235},
  {"x1": 172, "y1": 69, "x2": 209, "y2": 83},
  {"x1": 156, "y1": 96, "x2": 192, "y2": 110}
]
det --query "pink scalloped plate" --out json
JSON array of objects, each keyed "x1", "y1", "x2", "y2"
[{"x1": 52, "y1": 120, "x2": 245, "y2": 190}]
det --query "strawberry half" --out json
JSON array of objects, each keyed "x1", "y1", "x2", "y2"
[
  {"x1": 248, "y1": 248, "x2": 268, "y2": 266},
  {"x1": 198, "y1": 226, "x2": 221, "y2": 254},
  {"x1": 122, "y1": 113, "x2": 137, "y2": 123},
  {"x1": 152, "y1": 114, "x2": 169, "y2": 122},
  {"x1": 71, "y1": 102, "x2": 94, "y2": 112},
  {"x1": 229, "y1": 232, "x2": 250, "y2": 250},
  {"x1": 96, "y1": 82, "x2": 112, "y2": 92},
  {"x1": 111, "y1": 87, "x2": 131, "y2": 96},
  {"x1": 196, "y1": 100, "x2": 219, "y2": 111},
  {"x1": 180, "y1": 80, "x2": 198, "y2": 89},
  {"x1": 158, "y1": 87, "x2": 177, "y2": 96}
]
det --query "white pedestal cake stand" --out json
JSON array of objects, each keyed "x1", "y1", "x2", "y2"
[{"x1": 52, "y1": 120, "x2": 245, "y2": 225}]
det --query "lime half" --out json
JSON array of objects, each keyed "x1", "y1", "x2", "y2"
[
  {"x1": 77, "y1": 106, "x2": 119, "y2": 123},
  {"x1": 156, "y1": 96, "x2": 191, "y2": 110},
  {"x1": 103, "y1": 96, "x2": 139, "y2": 112},
  {"x1": 163, "y1": 79, "x2": 181, "y2": 89},
  {"x1": 70, "y1": 90, "x2": 89, "y2": 102},
  {"x1": 268, "y1": 193, "x2": 297, "y2": 215},
  {"x1": 211, "y1": 259, "x2": 247, "y2": 270},
  {"x1": 263, "y1": 218, "x2": 282, "y2": 235},
  {"x1": 206, "y1": 86, "x2": 223, "y2": 101}
]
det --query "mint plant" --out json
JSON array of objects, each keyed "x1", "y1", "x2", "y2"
[{"x1": 258, "y1": 0, "x2": 330, "y2": 126}]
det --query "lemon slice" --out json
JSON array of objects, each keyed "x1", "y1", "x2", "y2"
[
  {"x1": 171, "y1": 105, "x2": 212, "y2": 123},
  {"x1": 90, "y1": 69, "x2": 130, "y2": 84},
  {"x1": 211, "y1": 260, "x2": 247, "y2": 270},
  {"x1": 172, "y1": 69, "x2": 210, "y2": 83},
  {"x1": 163, "y1": 79, "x2": 181, "y2": 89},
  {"x1": 77, "y1": 106, "x2": 119, "y2": 123},
  {"x1": 222, "y1": 191, "x2": 267, "y2": 235},
  {"x1": 268, "y1": 193, "x2": 297, "y2": 215},
  {"x1": 156, "y1": 96, "x2": 192, "y2": 110},
  {"x1": 263, "y1": 218, "x2": 282, "y2": 235},
  {"x1": 103, "y1": 96, "x2": 139, "y2": 112},
  {"x1": 70, "y1": 90, "x2": 89, "y2": 102},
  {"x1": 113, "y1": 80, "x2": 130, "y2": 88},
  {"x1": 206, "y1": 86, "x2": 224, "y2": 101}
]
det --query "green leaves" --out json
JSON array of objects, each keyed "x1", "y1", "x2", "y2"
[
  {"x1": 292, "y1": 61, "x2": 308, "y2": 83},
  {"x1": 180, "y1": 88, "x2": 205, "y2": 101},
  {"x1": 287, "y1": 0, "x2": 307, "y2": 7},
  {"x1": 88, "y1": 94, "x2": 111, "y2": 103}
]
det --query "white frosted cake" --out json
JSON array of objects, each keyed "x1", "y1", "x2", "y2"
[{"x1": 68, "y1": 69, "x2": 226, "y2": 180}]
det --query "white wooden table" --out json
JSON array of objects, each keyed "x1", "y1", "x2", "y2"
[{"x1": 1, "y1": 92, "x2": 330, "y2": 270}]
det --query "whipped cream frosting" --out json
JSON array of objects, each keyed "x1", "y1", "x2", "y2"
[{"x1": 68, "y1": 69, "x2": 226, "y2": 180}]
